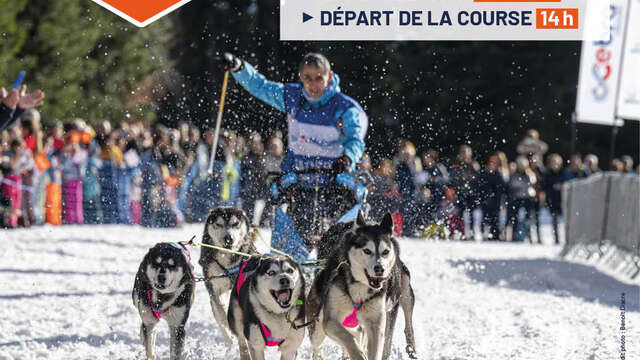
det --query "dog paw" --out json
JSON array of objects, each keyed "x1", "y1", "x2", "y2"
[{"x1": 406, "y1": 344, "x2": 418, "y2": 359}]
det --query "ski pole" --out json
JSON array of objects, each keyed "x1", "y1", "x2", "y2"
[{"x1": 208, "y1": 71, "x2": 230, "y2": 175}]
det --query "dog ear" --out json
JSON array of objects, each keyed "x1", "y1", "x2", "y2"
[
  {"x1": 239, "y1": 209, "x2": 251, "y2": 230},
  {"x1": 206, "y1": 209, "x2": 216, "y2": 224},
  {"x1": 349, "y1": 210, "x2": 367, "y2": 233},
  {"x1": 173, "y1": 244, "x2": 195, "y2": 281},
  {"x1": 381, "y1": 213, "x2": 394, "y2": 235},
  {"x1": 137, "y1": 247, "x2": 155, "y2": 282},
  {"x1": 356, "y1": 210, "x2": 367, "y2": 227},
  {"x1": 242, "y1": 254, "x2": 264, "y2": 273},
  {"x1": 202, "y1": 221, "x2": 213, "y2": 245}
]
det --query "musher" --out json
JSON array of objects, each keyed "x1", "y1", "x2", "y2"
[{"x1": 220, "y1": 52, "x2": 368, "y2": 245}]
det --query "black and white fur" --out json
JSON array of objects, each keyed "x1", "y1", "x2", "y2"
[
  {"x1": 307, "y1": 212, "x2": 418, "y2": 360},
  {"x1": 132, "y1": 242, "x2": 195, "y2": 360},
  {"x1": 228, "y1": 255, "x2": 306, "y2": 360},
  {"x1": 198, "y1": 206, "x2": 258, "y2": 343}
]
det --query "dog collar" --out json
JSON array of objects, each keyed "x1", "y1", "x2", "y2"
[
  {"x1": 226, "y1": 266, "x2": 240, "y2": 275},
  {"x1": 146, "y1": 287, "x2": 163, "y2": 320},
  {"x1": 213, "y1": 257, "x2": 241, "y2": 277},
  {"x1": 342, "y1": 300, "x2": 364, "y2": 328}
]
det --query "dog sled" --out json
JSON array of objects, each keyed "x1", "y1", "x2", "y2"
[{"x1": 268, "y1": 168, "x2": 367, "y2": 260}]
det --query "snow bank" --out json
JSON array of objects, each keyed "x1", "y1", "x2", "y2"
[{"x1": 0, "y1": 224, "x2": 637, "y2": 359}]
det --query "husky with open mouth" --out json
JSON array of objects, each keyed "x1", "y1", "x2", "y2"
[
  {"x1": 228, "y1": 255, "x2": 306, "y2": 360},
  {"x1": 132, "y1": 242, "x2": 195, "y2": 360},
  {"x1": 199, "y1": 206, "x2": 258, "y2": 344},
  {"x1": 307, "y1": 212, "x2": 418, "y2": 360}
]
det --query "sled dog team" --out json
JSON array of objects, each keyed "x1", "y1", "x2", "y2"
[{"x1": 133, "y1": 206, "x2": 418, "y2": 360}]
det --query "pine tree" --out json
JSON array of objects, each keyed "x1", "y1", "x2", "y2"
[
  {"x1": 0, "y1": 0, "x2": 28, "y2": 82},
  {"x1": 6, "y1": 0, "x2": 172, "y2": 126},
  {"x1": 80, "y1": 3, "x2": 174, "y2": 124}
]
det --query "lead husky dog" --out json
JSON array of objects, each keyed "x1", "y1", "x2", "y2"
[
  {"x1": 133, "y1": 242, "x2": 195, "y2": 360},
  {"x1": 199, "y1": 206, "x2": 258, "y2": 343},
  {"x1": 228, "y1": 255, "x2": 307, "y2": 360},
  {"x1": 307, "y1": 212, "x2": 418, "y2": 360}
]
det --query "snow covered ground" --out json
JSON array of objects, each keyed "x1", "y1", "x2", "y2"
[{"x1": 0, "y1": 224, "x2": 638, "y2": 359}]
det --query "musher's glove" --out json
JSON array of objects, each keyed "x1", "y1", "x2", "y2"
[
  {"x1": 220, "y1": 52, "x2": 243, "y2": 72},
  {"x1": 331, "y1": 155, "x2": 352, "y2": 176}
]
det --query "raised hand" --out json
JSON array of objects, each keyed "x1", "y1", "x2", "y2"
[
  {"x1": 331, "y1": 155, "x2": 352, "y2": 176},
  {"x1": 17, "y1": 85, "x2": 45, "y2": 109},
  {"x1": 219, "y1": 52, "x2": 242, "y2": 72},
  {"x1": 1, "y1": 88, "x2": 20, "y2": 109}
]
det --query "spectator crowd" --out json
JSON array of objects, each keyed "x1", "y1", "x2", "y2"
[
  {"x1": 365, "y1": 130, "x2": 637, "y2": 244},
  {"x1": 1, "y1": 88, "x2": 638, "y2": 244}
]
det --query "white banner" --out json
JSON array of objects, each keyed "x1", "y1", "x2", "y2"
[
  {"x1": 280, "y1": 0, "x2": 609, "y2": 41},
  {"x1": 575, "y1": 0, "x2": 629, "y2": 125},
  {"x1": 617, "y1": 0, "x2": 640, "y2": 121}
]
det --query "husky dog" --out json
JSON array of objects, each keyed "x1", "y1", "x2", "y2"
[
  {"x1": 132, "y1": 242, "x2": 195, "y2": 360},
  {"x1": 308, "y1": 212, "x2": 418, "y2": 360},
  {"x1": 228, "y1": 255, "x2": 306, "y2": 360},
  {"x1": 199, "y1": 206, "x2": 258, "y2": 343}
]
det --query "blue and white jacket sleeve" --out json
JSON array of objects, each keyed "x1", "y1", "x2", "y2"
[
  {"x1": 231, "y1": 61, "x2": 285, "y2": 113},
  {"x1": 337, "y1": 107, "x2": 366, "y2": 169},
  {"x1": 0, "y1": 105, "x2": 24, "y2": 132}
]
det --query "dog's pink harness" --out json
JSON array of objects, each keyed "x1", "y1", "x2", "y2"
[
  {"x1": 342, "y1": 300, "x2": 364, "y2": 328},
  {"x1": 236, "y1": 261, "x2": 285, "y2": 347},
  {"x1": 235, "y1": 261, "x2": 254, "y2": 294},
  {"x1": 147, "y1": 287, "x2": 163, "y2": 320}
]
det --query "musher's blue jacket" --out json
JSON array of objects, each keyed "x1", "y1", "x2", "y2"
[{"x1": 231, "y1": 61, "x2": 367, "y2": 172}]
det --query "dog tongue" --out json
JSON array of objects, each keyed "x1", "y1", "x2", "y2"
[{"x1": 277, "y1": 290, "x2": 290, "y2": 303}]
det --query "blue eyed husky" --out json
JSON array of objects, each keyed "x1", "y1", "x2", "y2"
[{"x1": 307, "y1": 212, "x2": 418, "y2": 360}]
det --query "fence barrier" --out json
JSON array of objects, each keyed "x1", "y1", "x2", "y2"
[{"x1": 562, "y1": 172, "x2": 640, "y2": 279}]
